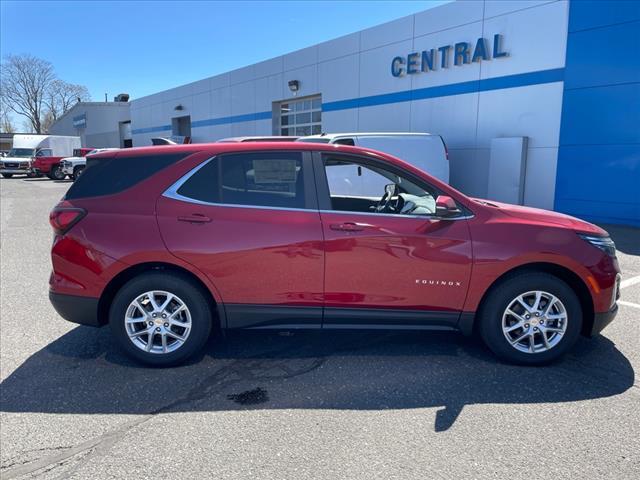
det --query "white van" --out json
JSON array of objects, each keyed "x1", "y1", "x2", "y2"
[{"x1": 297, "y1": 132, "x2": 449, "y2": 183}]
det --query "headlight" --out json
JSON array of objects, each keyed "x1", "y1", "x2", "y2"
[{"x1": 578, "y1": 234, "x2": 616, "y2": 257}]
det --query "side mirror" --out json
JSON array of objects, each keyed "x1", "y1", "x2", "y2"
[{"x1": 435, "y1": 195, "x2": 461, "y2": 218}]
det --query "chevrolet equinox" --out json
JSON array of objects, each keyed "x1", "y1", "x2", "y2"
[{"x1": 49, "y1": 143, "x2": 621, "y2": 366}]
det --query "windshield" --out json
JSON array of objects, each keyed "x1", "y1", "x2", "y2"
[{"x1": 8, "y1": 148, "x2": 35, "y2": 158}]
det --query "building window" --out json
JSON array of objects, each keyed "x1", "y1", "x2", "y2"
[{"x1": 278, "y1": 96, "x2": 321, "y2": 136}]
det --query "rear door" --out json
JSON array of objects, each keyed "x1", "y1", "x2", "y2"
[{"x1": 157, "y1": 150, "x2": 325, "y2": 329}]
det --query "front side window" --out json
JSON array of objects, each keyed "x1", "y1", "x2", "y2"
[
  {"x1": 323, "y1": 156, "x2": 438, "y2": 216},
  {"x1": 177, "y1": 152, "x2": 305, "y2": 209}
]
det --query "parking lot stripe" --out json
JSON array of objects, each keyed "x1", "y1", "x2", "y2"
[
  {"x1": 619, "y1": 300, "x2": 640, "y2": 310},
  {"x1": 620, "y1": 275, "x2": 640, "y2": 289}
]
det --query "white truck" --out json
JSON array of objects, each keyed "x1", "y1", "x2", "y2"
[
  {"x1": 297, "y1": 132, "x2": 450, "y2": 184},
  {"x1": 0, "y1": 135, "x2": 81, "y2": 178},
  {"x1": 61, "y1": 148, "x2": 119, "y2": 181}
]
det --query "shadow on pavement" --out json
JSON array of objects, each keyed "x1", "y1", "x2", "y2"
[{"x1": 0, "y1": 327, "x2": 634, "y2": 431}]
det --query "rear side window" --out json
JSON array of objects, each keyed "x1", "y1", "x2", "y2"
[
  {"x1": 176, "y1": 152, "x2": 305, "y2": 209},
  {"x1": 66, "y1": 153, "x2": 188, "y2": 199}
]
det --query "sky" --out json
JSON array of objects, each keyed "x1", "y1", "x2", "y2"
[{"x1": 1, "y1": 0, "x2": 448, "y2": 103}]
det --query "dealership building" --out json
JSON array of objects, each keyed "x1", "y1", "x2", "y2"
[{"x1": 121, "y1": 1, "x2": 638, "y2": 226}]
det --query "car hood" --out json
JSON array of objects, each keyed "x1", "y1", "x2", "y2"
[{"x1": 473, "y1": 198, "x2": 607, "y2": 235}]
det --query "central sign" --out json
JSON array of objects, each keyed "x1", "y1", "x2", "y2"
[{"x1": 391, "y1": 34, "x2": 508, "y2": 77}]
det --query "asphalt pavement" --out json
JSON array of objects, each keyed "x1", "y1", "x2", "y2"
[{"x1": 1, "y1": 177, "x2": 639, "y2": 479}]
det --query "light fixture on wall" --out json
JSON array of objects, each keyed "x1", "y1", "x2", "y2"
[
  {"x1": 288, "y1": 80, "x2": 300, "y2": 96},
  {"x1": 174, "y1": 104, "x2": 184, "y2": 111}
]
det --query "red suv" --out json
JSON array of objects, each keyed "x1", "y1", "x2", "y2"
[{"x1": 49, "y1": 143, "x2": 620, "y2": 366}]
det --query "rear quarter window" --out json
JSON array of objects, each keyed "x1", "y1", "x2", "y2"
[{"x1": 65, "y1": 153, "x2": 189, "y2": 199}]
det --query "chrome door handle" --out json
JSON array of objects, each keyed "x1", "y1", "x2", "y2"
[
  {"x1": 178, "y1": 214, "x2": 211, "y2": 224},
  {"x1": 330, "y1": 222, "x2": 364, "y2": 232}
]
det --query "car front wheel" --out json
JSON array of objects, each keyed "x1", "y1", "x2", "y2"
[
  {"x1": 478, "y1": 272, "x2": 582, "y2": 365},
  {"x1": 109, "y1": 272, "x2": 213, "y2": 366},
  {"x1": 72, "y1": 166, "x2": 85, "y2": 181},
  {"x1": 48, "y1": 165, "x2": 66, "y2": 181}
]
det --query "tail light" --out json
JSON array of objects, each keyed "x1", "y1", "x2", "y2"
[{"x1": 49, "y1": 206, "x2": 86, "y2": 234}]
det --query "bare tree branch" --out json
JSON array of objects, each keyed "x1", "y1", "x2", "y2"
[{"x1": 0, "y1": 54, "x2": 91, "y2": 134}]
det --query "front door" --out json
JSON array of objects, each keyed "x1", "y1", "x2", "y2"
[
  {"x1": 315, "y1": 152, "x2": 472, "y2": 329},
  {"x1": 157, "y1": 150, "x2": 324, "y2": 328}
]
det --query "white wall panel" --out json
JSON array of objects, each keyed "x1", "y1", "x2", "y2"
[
  {"x1": 484, "y1": 0, "x2": 558, "y2": 19},
  {"x1": 284, "y1": 45, "x2": 319, "y2": 71},
  {"x1": 410, "y1": 92, "x2": 479, "y2": 149},
  {"x1": 230, "y1": 81, "x2": 256, "y2": 115},
  {"x1": 254, "y1": 56, "x2": 283, "y2": 78},
  {"x1": 190, "y1": 78, "x2": 211, "y2": 95},
  {"x1": 255, "y1": 119, "x2": 272, "y2": 135},
  {"x1": 210, "y1": 124, "x2": 232, "y2": 141},
  {"x1": 231, "y1": 120, "x2": 255, "y2": 137},
  {"x1": 209, "y1": 73, "x2": 230, "y2": 90},
  {"x1": 323, "y1": 109, "x2": 359, "y2": 133},
  {"x1": 191, "y1": 91, "x2": 211, "y2": 121},
  {"x1": 359, "y1": 40, "x2": 412, "y2": 97},
  {"x1": 281, "y1": 64, "x2": 319, "y2": 98},
  {"x1": 255, "y1": 74, "x2": 283, "y2": 112},
  {"x1": 411, "y1": 21, "x2": 483, "y2": 89},
  {"x1": 523, "y1": 147, "x2": 558, "y2": 209},
  {"x1": 452, "y1": 148, "x2": 490, "y2": 197},
  {"x1": 319, "y1": 54, "x2": 360, "y2": 102},
  {"x1": 210, "y1": 87, "x2": 232, "y2": 119},
  {"x1": 360, "y1": 15, "x2": 414, "y2": 51},
  {"x1": 358, "y1": 103, "x2": 411, "y2": 131},
  {"x1": 476, "y1": 82, "x2": 563, "y2": 148},
  {"x1": 318, "y1": 32, "x2": 360, "y2": 62},
  {"x1": 229, "y1": 65, "x2": 255, "y2": 85},
  {"x1": 414, "y1": 0, "x2": 484, "y2": 37},
  {"x1": 481, "y1": 1, "x2": 568, "y2": 79}
]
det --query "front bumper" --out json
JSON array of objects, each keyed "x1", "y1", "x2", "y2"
[
  {"x1": 590, "y1": 304, "x2": 619, "y2": 336},
  {"x1": 49, "y1": 291, "x2": 101, "y2": 327},
  {"x1": 0, "y1": 168, "x2": 30, "y2": 174},
  {"x1": 61, "y1": 165, "x2": 74, "y2": 175}
]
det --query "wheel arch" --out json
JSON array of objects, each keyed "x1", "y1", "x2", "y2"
[
  {"x1": 97, "y1": 262, "x2": 225, "y2": 329},
  {"x1": 473, "y1": 262, "x2": 595, "y2": 337}
]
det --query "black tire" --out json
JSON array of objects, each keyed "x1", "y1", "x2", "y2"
[
  {"x1": 1, "y1": 174, "x2": 13, "y2": 178},
  {"x1": 109, "y1": 271, "x2": 213, "y2": 367},
  {"x1": 49, "y1": 165, "x2": 66, "y2": 181},
  {"x1": 72, "y1": 166, "x2": 85, "y2": 181},
  {"x1": 478, "y1": 272, "x2": 582, "y2": 365}
]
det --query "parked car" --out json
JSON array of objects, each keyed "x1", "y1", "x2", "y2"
[
  {"x1": 27, "y1": 137, "x2": 83, "y2": 180},
  {"x1": 298, "y1": 132, "x2": 450, "y2": 183},
  {"x1": 218, "y1": 136, "x2": 299, "y2": 142},
  {"x1": 61, "y1": 148, "x2": 118, "y2": 180},
  {"x1": 49, "y1": 142, "x2": 620, "y2": 367},
  {"x1": 1, "y1": 135, "x2": 79, "y2": 178}
]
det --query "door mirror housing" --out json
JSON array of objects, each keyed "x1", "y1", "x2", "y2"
[{"x1": 435, "y1": 195, "x2": 461, "y2": 218}]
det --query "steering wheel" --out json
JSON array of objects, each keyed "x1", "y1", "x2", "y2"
[{"x1": 375, "y1": 184, "x2": 403, "y2": 213}]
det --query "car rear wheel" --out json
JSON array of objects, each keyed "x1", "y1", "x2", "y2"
[
  {"x1": 72, "y1": 166, "x2": 85, "y2": 181},
  {"x1": 1, "y1": 174, "x2": 13, "y2": 178},
  {"x1": 478, "y1": 272, "x2": 582, "y2": 365},
  {"x1": 109, "y1": 271, "x2": 213, "y2": 366},
  {"x1": 48, "y1": 165, "x2": 66, "y2": 181}
]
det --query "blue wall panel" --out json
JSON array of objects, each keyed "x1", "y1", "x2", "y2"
[
  {"x1": 564, "y1": 21, "x2": 640, "y2": 89},
  {"x1": 560, "y1": 83, "x2": 640, "y2": 145},
  {"x1": 568, "y1": 0, "x2": 640, "y2": 32},
  {"x1": 555, "y1": 1, "x2": 640, "y2": 226}
]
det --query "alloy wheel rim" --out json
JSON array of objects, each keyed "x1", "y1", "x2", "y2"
[
  {"x1": 124, "y1": 290, "x2": 192, "y2": 354},
  {"x1": 501, "y1": 290, "x2": 568, "y2": 354}
]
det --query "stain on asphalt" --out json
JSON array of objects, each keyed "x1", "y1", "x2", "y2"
[{"x1": 227, "y1": 387, "x2": 269, "y2": 405}]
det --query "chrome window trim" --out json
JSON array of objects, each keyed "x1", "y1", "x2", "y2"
[{"x1": 163, "y1": 156, "x2": 473, "y2": 220}]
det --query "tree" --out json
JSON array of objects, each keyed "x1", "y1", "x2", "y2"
[
  {"x1": 44, "y1": 79, "x2": 91, "y2": 124},
  {"x1": 0, "y1": 54, "x2": 55, "y2": 133},
  {"x1": 0, "y1": 54, "x2": 91, "y2": 133},
  {"x1": 0, "y1": 98, "x2": 15, "y2": 133}
]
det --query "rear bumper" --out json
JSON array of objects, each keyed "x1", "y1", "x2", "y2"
[
  {"x1": 49, "y1": 291, "x2": 101, "y2": 327},
  {"x1": 590, "y1": 304, "x2": 619, "y2": 336}
]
